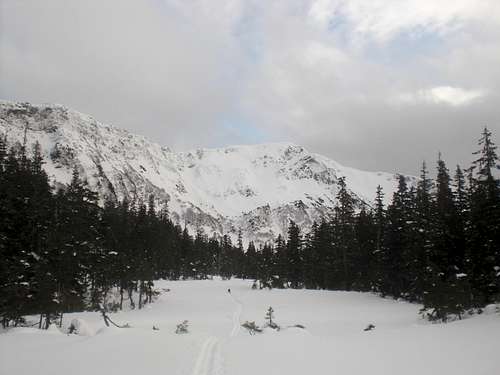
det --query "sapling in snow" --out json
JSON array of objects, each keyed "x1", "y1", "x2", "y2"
[
  {"x1": 175, "y1": 320, "x2": 189, "y2": 334},
  {"x1": 265, "y1": 306, "x2": 280, "y2": 330},
  {"x1": 241, "y1": 321, "x2": 262, "y2": 335}
]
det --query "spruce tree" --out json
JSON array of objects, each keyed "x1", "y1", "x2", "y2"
[
  {"x1": 468, "y1": 127, "x2": 500, "y2": 305},
  {"x1": 332, "y1": 177, "x2": 356, "y2": 291},
  {"x1": 353, "y1": 207, "x2": 376, "y2": 291},
  {"x1": 372, "y1": 185, "x2": 386, "y2": 293},
  {"x1": 273, "y1": 234, "x2": 287, "y2": 288},
  {"x1": 422, "y1": 156, "x2": 472, "y2": 321},
  {"x1": 286, "y1": 221, "x2": 302, "y2": 289},
  {"x1": 382, "y1": 174, "x2": 412, "y2": 298}
]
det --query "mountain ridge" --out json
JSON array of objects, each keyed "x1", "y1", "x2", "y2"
[{"x1": 0, "y1": 100, "x2": 412, "y2": 244}]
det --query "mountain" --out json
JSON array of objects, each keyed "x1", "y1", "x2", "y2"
[{"x1": 0, "y1": 101, "x2": 411, "y2": 244}]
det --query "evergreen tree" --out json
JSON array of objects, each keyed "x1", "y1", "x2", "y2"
[
  {"x1": 257, "y1": 242, "x2": 275, "y2": 288},
  {"x1": 286, "y1": 221, "x2": 302, "y2": 289},
  {"x1": 352, "y1": 207, "x2": 376, "y2": 291},
  {"x1": 219, "y1": 235, "x2": 233, "y2": 279},
  {"x1": 468, "y1": 127, "x2": 500, "y2": 304},
  {"x1": 273, "y1": 234, "x2": 287, "y2": 288},
  {"x1": 422, "y1": 156, "x2": 472, "y2": 320},
  {"x1": 244, "y1": 241, "x2": 258, "y2": 280},
  {"x1": 382, "y1": 174, "x2": 412, "y2": 298},
  {"x1": 332, "y1": 177, "x2": 356, "y2": 290},
  {"x1": 372, "y1": 185, "x2": 386, "y2": 293}
]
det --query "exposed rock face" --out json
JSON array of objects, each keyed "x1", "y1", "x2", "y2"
[{"x1": 0, "y1": 101, "x2": 413, "y2": 245}]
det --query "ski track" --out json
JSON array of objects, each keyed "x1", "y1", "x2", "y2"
[
  {"x1": 230, "y1": 295, "x2": 243, "y2": 338},
  {"x1": 191, "y1": 293, "x2": 242, "y2": 375},
  {"x1": 192, "y1": 337, "x2": 222, "y2": 375}
]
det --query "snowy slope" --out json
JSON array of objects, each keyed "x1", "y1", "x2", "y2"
[
  {"x1": 0, "y1": 101, "x2": 412, "y2": 243},
  {"x1": 0, "y1": 279, "x2": 498, "y2": 375}
]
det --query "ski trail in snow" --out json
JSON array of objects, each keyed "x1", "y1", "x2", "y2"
[
  {"x1": 191, "y1": 292, "x2": 242, "y2": 375},
  {"x1": 192, "y1": 337, "x2": 221, "y2": 375},
  {"x1": 210, "y1": 339, "x2": 224, "y2": 375},
  {"x1": 230, "y1": 294, "x2": 243, "y2": 337}
]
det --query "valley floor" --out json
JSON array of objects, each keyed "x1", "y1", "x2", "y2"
[{"x1": 0, "y1": 279, "x2": 498, "y2": 375}]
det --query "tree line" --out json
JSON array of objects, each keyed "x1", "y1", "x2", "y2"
[
  {"x1": 0, "y1": 128, "x2": 498, "y2": 327},
  {"x1": 246, "y1": 128, "x2": 500, "y2": 321},
  {"x1": 0, "y1": 137, "x2": 245, "y2": 328}
]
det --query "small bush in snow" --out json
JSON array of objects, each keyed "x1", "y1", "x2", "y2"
[
  {"x1": 175, "y1": 320, "x2": 189, "y2": 334},
  {"x1": 241, "y1": 321, "x2": 262, "y2": 335},
  {"x1": 68, "y1": 318, "x2": 95, "y2": 336},
  {"x1": 363, "y1": 324, "x2": 375, "y2": 331},
  {"x1": 265, "y1": 306, "x2": 280, "y2": 330}
]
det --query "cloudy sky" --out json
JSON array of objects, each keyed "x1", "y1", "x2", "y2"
[{"x1": 1, "y1": 0, "x2": 499, "y2": 174}]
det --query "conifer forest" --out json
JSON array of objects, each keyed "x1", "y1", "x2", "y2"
[{"x1": 1, "y1": 128, "x2": 498, "y2": 328}]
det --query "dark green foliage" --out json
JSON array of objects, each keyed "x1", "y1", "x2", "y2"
[
  {"x1": 0, "y1": 140, "x2": 243, "y2": 326},
  {"x1": 286, "y1": 221, "x2": 303, "y2": 288},
  {"x1": 1, "y1": 127, "x2": 498, "y2": 325},
  {"x1": 467, "y1": 128, "x2": 500, "y2": 305},
  {"x1": 241, "y1": 320, "x2": 262, "y2": 335},
  {"x1": 248, "y1": 128, "x2": 499, "y2": 322}
]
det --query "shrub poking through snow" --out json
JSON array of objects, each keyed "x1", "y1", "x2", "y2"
[
  {"x1": 68, "y1": 319, "x2": 95, "y2": 336},
  {"x1": 175, "y1": 320, "x2": 189, "y2": 334},
  {"x1": 265, "y1": 306, "x2": 280, "y2": 330},
  {"x1": 364, "y1": 324, "x2": 375, "y2": 331},
  {"x1": 265, "y1": 306, "x2": 274, "y2": 325},
  {"x1": 241, "y1": 321, "x2": 262, "y2": 335}
]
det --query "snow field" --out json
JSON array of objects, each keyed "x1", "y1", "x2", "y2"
[{"x1": 0, "y1": 278, "x2": 498, "y2": 375}]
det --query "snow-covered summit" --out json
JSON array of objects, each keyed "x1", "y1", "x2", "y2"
[{"x1": 0, "y1": 101, "x2": 410, "y2": 244}]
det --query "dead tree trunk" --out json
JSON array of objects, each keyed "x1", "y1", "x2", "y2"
[
  {"x1": 119, "y1": 285, "x2": 124, "y2": 310},
  {"x1": 138, "y1": 280, "x2": 143, "y2": 310},
  {"x1": 127, "y1": 287, "x2": 135, "y2": 309},
  {"x1": 99, "y1": 306, "x2": 126, "y2": 328}
]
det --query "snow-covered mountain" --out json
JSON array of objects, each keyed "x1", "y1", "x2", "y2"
[{"x1": 0, "y1": 101, "x2": 410, "y2": 244}]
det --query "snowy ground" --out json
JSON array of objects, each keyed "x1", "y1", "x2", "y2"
[{"x1": 1, "y1": 278, "x2": 498, "y2": 375}]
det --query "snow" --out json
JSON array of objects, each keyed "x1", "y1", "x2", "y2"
[
  {"x1": 68, "y1": 318, "x2": 96, "y2": 336},
  {"x1": 0, "y1": 101, "x2": 413, "y2": 244},
  {"x1": 1, "y1": 278, "x2": 498, "y2": 375}
]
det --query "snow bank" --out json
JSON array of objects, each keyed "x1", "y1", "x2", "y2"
[
  {"x1": 68, "y1": 318, "x2": 95, "y2": 336},
  {"x1": 0, "y1": 279, "x2": 498, "y2": 375}
]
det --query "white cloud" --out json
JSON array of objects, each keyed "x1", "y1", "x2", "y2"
[
  {"x1": 420, "y1": 86, "x2": 486, "y2": 106},
  {"x1": 309, "y1": 0, "x2": 500, "y2": 41},
  {"x1": 1, "y1": 0, "x2": 500, "y2": 174},
  {"x1": 395, "y1": 87, "x2": 486, "y2": 107}
]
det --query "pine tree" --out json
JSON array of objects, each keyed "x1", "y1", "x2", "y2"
[
  {"x1": 372, "y1": 185, "x2": 386, "y2": 293},
  {"x1": 422, "y1": 156, "x2": 472, "y2": 321},
  {"x1": 468, "y1": 127, "x2": 500, "y2": 305},
  {"x1": 302, "y1": 222, "x2": 319, "y2": 289},
  {"x1": 353, "y1": 207, "x2": 376, "y2": 291},
  {"x1": 57, "y1": 167, "x2": 100, "y2": 312},
  {"x1": 382, "y1": 174, "x2": 412, "y2": 298},
  {"x1": 244, "y1": 241, "x2": 258, "y2": 280},
  {"x1": 286, "y1": 221, "x2": 302, "y2": 289},
  {"x1": 257, "y1": 242, "x2": 275, "y2": 288},
  {"x1": 453, "y1": 165, "x2": 468, "y2": 271},
  {"x1": 219, "y1": 235, "x2": 233, "y2": 279},
  {"x1": 265, "y1": 306, "x2": 276, "y2": 328},
  {"x1": 405, "y1": 161, "x2": 433, "y2": 302},
  {"x1": 332, "y1": 177, "x2": 356, "y2": 291},
  {"x1": 273, "y1": 234, "x2": 287, "y2": 288}
]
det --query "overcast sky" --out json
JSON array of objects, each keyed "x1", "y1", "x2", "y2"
[{"x1": 1, "y1": 0, "x2": 500, "y2": 175}]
